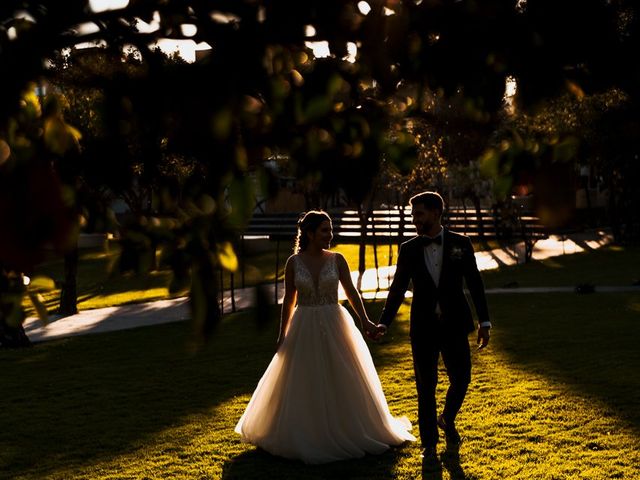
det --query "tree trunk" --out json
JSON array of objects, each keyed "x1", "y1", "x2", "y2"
[
  {"x1": 58, "y1": 244, "x2": 79, "y2": 316},
  {"x1": 0, "y1": 316, "x2": 31, "y2": 348},
  {"x1": 0, "y1": 271, "x2": 31, "y2": 348},
  {"x1": 357, "y1": 204, "x2": 366, "y2": 292},
  {"x1": 372, "y1": 221, "x2": 380, "y2": 292},
  {"x1": 0, "y1": 308, "x2": 31, "y2": 348},
  {"x1": 607, "y1": 179, "x2": 622, "y2": 243}
]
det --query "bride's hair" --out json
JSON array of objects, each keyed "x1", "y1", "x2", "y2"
[{"x1": 294, "y1": 210, "x2": 332, "y2": 253}]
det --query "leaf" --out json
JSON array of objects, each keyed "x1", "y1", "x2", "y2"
[
  {"x1": 44, "y1": 117, "x2": 82, "y2": 155},
  {"x1": 28, "y1": 275, "x2": 56, "y2": 291},
  {"x1": 190, "y1": 269, "x2": 207, "y2": 333},
  {"x1": 304, "y1": 96, "x2": 332, "y2": 122},
  {"x1": 0, "y1": 139, "x2": 11, "y2": 165},
  {"x1": 4, "y1": 293, "x2": 24, "y2": 328},
  {"x1": 211, "y1": 109, "x2": 232, "y2": 140},
  {"x1": 28, "y1": 292, "x2": 50, "y2": 324},
  {"x1": 235, "y1": 145, "x2": 248, "y2": 171},
  {"x1": 552, "y1": 136, "x2": 579, "y2": 163},
  {"x1": 21, "y1": 86, "x2": 41, "y2": 119},
  {"x1": 479, "y1": 148, "x2": 500, "y2": 178},
  {"x1": 189, "y1": 259, "x2": 221, "y2": 344},
  {"x1": 217, "y1": 241, "x2": 238, "y2": 272},
  {"x1": 227, "y1": 175, "x2": 254, "y2": 230},
  {"x1": 566, "y1": 80, "x2": 585, "y2": 100}
]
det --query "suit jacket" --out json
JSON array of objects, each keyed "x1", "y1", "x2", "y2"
[{"x1": 380, "y1": 229, "x2": 490, "y2": 337}]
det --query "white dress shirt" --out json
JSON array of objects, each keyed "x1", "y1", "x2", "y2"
[{"x1": 422, "y1": 228, "x2": 444, "y2": 314}]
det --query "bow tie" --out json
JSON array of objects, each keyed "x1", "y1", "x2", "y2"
[{"x1": 421, "y1": 235, "x2": 442, "y2": 246}]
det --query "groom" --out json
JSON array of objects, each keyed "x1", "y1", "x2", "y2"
[{"x1": 375, "y1": 191, "x2": 491, "y2": 459}]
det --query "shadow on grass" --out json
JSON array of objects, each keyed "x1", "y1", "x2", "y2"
[
  {"x1": 491, "y1": 293, "x2": 640, "y2": 437},
  {"x1": 221, "y1": 445, "x2": 407, "y2": 480},
  {"x1": 0, "y1": 309, "x2": 282, "y2": 478},
  {"x1": 4, "y1": 294, "x2": 422, "y2": 479}
]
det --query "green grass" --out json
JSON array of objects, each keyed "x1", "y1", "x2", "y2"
[
  {"x1": 3, "y1": 282, "x2": 640, "y2": 478},
  {"x1": 482, "y1": 245, "x2": 640, "y2": 289},
  {"x1": 9, "y1": 240, "x2": 639, "y2": 478}
]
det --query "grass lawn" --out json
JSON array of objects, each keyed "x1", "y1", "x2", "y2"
[
  {"x1": 482, "y1": 245, "x2": 640, "y2": 289},
  {"x1": 3, "y1": 268, "x2": 640, "y2": 478}
]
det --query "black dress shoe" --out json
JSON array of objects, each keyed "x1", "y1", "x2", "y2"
[
  {"x1": 437, "y1": 415, "x2": 462, "y2": 448},
  {"x1": 420, "y1": 447, "x2": 441, "y2": 472},
  {"x1": 420, "y1": 447, "x2": 438, "y2": 459}
]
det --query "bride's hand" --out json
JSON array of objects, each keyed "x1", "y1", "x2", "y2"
[{"x1": 363, "y1": 320, "x2": 378, "y2": 338}]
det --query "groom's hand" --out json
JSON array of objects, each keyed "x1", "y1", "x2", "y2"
[
  {"x1": 364, "y1": 324, "x2": 386, "y2": 341},
  {"x1": 372, "y1": 324, "x2": 387, "y2": 340},
  {"x1": 477, "y1": 326, "x2": 490, "y2": 350}
]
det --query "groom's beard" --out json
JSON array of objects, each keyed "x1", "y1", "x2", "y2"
[{"x1": 416, "y1": 220, "x2": 433, "y2": 235}]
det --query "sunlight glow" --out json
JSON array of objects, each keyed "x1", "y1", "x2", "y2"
[
  {"x1": 210, "y1": 11, "x2": 241, "y2": 24},
  {"x1": 345, "y1": 42, "x2": 358, "y2": 63},
  {"x1": 14, "y1": 10, "x2": 36, "y2": 22},
  {"x1": 180, "y1": 24, "x2": 197, "y2": 37},
  {"x1": 505, "y1": 77, "x2": 517, "y2": 97},
  {"x1": 358, "y1": 1, "x2": 372, "y2": 15},
  {"x1": 75, "y1": 22, "x2": 100, "y2": 35},
  {"x1": 122, "y1": 45, "x2": 142, "y2": 61},
  {"x1": 74, "y1": 40, "x2": 108, "y2": 50},
  {"x1": 135, "y1": 12, "x2": 160, "y2": 33},
  {"x1": 89, "y1": 0, "x2": 129, "y2": 13},
  {"x1": 305, "y1": 41, "x2": 331, "y2": 58},
  {"x1": 504, "y1": 75, "x2": 517, "y2": 114},
  {"x1": 153, "y1": 39, "x2": 198, "y2": 62}
]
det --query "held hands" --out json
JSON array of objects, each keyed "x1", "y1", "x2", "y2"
[
  {"x1": 477, "y1": 326, "x2": 490, "y2": 350},
  {"x1": 364, "y1": 321, "x2": 387, "y2": 341}
]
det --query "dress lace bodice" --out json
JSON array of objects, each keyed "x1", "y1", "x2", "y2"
[{"x1": 294, "y1": 254, "x2": 339, "y2": 306}]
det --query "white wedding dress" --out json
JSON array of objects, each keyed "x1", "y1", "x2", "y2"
[{"x1": 235, "y1": 253, "x2": 415, "y2": 464}]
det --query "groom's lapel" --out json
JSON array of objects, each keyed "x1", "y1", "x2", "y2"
[
  {"x1": 439, "y1": 229, "x2": 453, "y2": 287},
  {"x1": 412, "y1": 238, "x2": 437, "y2": 290}
]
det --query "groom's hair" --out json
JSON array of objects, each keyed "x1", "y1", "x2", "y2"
[{"x1": 409, "y1": 191, "x2": 444, "y2": 215}]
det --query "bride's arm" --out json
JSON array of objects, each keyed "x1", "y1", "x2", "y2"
[
  {"x1": 336, "y1": 253, "x2": 377, "y2": 335},
  {"x1": 277, "y1": 256, "x2": 297, "y2": 349}
]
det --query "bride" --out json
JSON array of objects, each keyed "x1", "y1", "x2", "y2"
[{"x1": 235, "y1": 211, "x2": 415, "y2": 464}]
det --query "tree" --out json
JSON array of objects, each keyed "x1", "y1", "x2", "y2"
[{"x1": 3, "y1": 0, "x2": 640, "y2": 344}]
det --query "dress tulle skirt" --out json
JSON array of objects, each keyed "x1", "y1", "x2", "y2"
[{"x1": 235, "y1": 304, "x2": 415, "y2": 464}]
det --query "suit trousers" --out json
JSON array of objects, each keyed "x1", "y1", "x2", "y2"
[{"x1": 410, "y1": 316, "x2": 471, "y2": 448}]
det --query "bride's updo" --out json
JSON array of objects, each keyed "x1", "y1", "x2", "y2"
[{"x1": 294, "y1": 210, "x2": 332, "y2": 253}]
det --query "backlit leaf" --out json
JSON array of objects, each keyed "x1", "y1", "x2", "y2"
[
  {"x1": 217, "y1": 241, "x2": 238, "y2": 272},
  {"x1": 29, "y1": 275, "x2": 56, "y2": 291}
]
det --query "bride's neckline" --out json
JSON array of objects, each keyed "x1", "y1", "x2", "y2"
[{"x1": 297, "y1": 252, "x2": 333, "y2": 291}]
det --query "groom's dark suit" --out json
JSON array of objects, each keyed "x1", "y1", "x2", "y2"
[{"x1": 379, "y1": 228, "x2": 490, "y2": 448}]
